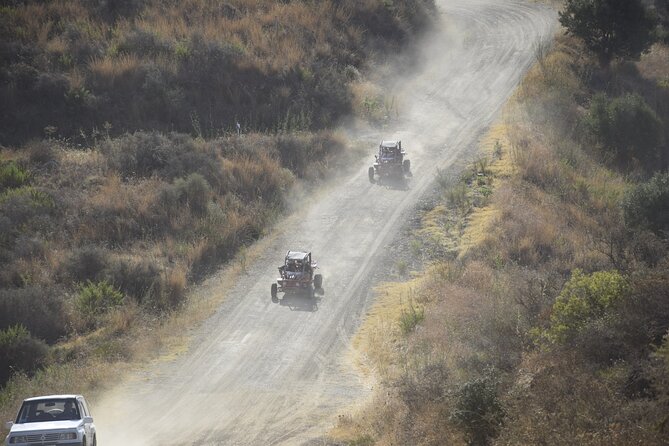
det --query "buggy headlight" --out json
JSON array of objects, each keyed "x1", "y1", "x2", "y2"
[
  {"x1": 58, "y1": 432, "x2": 78, "y2": 440},
  {"x1": 9, "y1": 436, "x2": 27, "y2": 444}
]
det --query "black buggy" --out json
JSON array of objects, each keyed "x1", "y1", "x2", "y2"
[
  {"x1": 271, "y1": 251, "x2": 323, "y2": 301},
  {"x1": 368, "y1": 140, "x2": 411, "y2": 182}
]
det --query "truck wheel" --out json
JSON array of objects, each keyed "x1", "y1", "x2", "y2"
[
  {"x1": 368, "y1": 166, "x2": 375, "y2": 182},
  {"x1": 403, "y1": 159, "x2": 410, "y2": 174},
  {"x1": 271, "y1": 283, "x2": 278, "y2": 302},
  {"x1": 314, "y1": 274, "x2": 323, "y2": 290}
]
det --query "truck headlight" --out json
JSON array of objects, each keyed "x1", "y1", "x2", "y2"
[
  {"x1": 58, "y1": 432, "x2": 78, "y2": 440},
  {"x1": 9, "y1": 436, "x2": 27, "y2": 444}
]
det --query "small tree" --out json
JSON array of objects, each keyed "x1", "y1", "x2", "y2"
[
  {"x1": 545, "y1": 269, "x2": 628, "y2": 344},
  {"x1": 451, "y1": 373, "x2": 505, "y2": 446},
  {"x1": 623, "y1": 172, "x2": 669, "y2": 236},
  {"x1": 586, "y1": 93, "x2": 664, "y2": 168},
  {"x1": 559, "y1": 0, "x2": 657, "y2": 67}
]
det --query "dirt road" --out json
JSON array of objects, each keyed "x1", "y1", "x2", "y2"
[{"x1": 95, "y1": 1, "x2": 556, "y2": 444}]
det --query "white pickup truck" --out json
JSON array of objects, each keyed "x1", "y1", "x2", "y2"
[{"x1": 4, "y1": 395, "x2": 96, "y2": 446}]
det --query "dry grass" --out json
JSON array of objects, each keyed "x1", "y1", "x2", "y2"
[
  {"x1": 352, "y1": 281, "x2": 420, "y2": 380},
  {"x1": 637, "y1": 43, "x2": 669, "y2": 83}
]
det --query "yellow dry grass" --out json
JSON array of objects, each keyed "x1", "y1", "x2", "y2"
[
  {"x1": 89, "y1": 54, "x2": 142, "y2": 83},
  {"x1": 459, "y1": 122, "x2": 513, "y2": 256},
  {"x1": 351, "y1": 281, "x2": 420, "y2": 381}
]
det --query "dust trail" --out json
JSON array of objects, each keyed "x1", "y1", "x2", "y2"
[{"x1": 93, "y1": 1, "x2": 556, "y2": 444}]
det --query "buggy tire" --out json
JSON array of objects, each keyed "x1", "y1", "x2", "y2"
[
  {"x1": 403, "y1": 159, "x2": 410, "y2": 174},
  {"x1": 314, "y1": 274, "x2": 323, "y2": 290},
  {"x1": 271, "y1": 283, "x2": 278, "y2": 301},
  {"x1": 368, "y1": 166, "x2": 375, "y2": 183}
]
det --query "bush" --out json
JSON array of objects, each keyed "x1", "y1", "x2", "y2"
[
  {"x1": 76, "y1": 280, "x2": 124, "y2": 317},
  {"x1": 586, "y1": 93, "x2": 664, "y2": 169},
  {"x1": 103, "y1": 132, "x2": 223, "y2": 187},
  {"x1": 0, "y1": 287, "x2": 70, "y2": 344},
  {"x1": 61, "y1": 246, "x2": 109, "y2": 283},
  {"x1": 623, "y1": 172, "x2": 669, "y2": 236},
  {"x1": 544, "y1": 269, "x2": 628, "y2": 344},
  {"x1": 174, "y1": 173, "x2": 211, "y2": 216},
  {"x1": 399, "y1": 300, "x2": 425, "y2": 335},
  {"x1": 0, "y1": 325, "x2": 49, "y2": 386},
  {"x1": 451, "y1": 373, "x2": 505, "y2": 446},
  {"x1": 102, "y1": 257, "x2": 184, "y2": 310},
  {"x1": 0, "y1": 161, "x2": 29, "y2": 190},
  {"x1": 397, "y1": 362, "x2": 449, "y2": 410},
  {"x1": 103, "y1": 131, "x2": 174, "y2": 177}
]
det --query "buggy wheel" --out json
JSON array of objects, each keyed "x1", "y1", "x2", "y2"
[
  {"x1": 368, "y1": 166, "x2": 375, "y2": 182},
  {"x1": 403, "y1": 159, "x2": 410, "y2": 174},
  {"x1": 314, "y1": 274, "x2": 323, "y2": 290},
  {"x1": 271, "y1": 283, "x2": 278, "y2": 302}
]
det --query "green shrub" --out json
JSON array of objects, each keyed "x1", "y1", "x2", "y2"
[
  {"x1": 0, "y1": 186, "x2": 53, "y2": 208},
  {"x1": 544, "y1": 269, "x2": 628, "y2": 344},
  {"x1": 0, "y1": 161, "x2": 30, "y2": 190},
  {"x1": 623, "y1": 171, "x2": 669, "y2": 236},
  {"x1": 586, "y1": 93, "x2": 664, "y2": 169},
  {"x1": 451, "y1": 373, "x2": 505, "y2": 446},
  {"x1": 76, "y1": 280, "x2": 124, "y2": 317},
  {"x1": 399, "y1": 300, "x2": 424, "y2": 335},
  {"x1": 445, "y1": 183, "x2": 470, "y2": 212},
  {"x1": 0, "y1": 324, "x2": 49, "y2": 386}
]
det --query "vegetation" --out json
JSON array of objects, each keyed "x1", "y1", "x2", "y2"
[
  {"x1": 0, "y1": 0, "x2": 436, "y2": 428},
  {"x1": 0, "y1": 0, "x2": 434, "y2": 145},
  {"x1": 0, "y1": 325, "x2": 49, "y2": 386},
  {"x1": 623, "y1": 171, "x2": 669, "y2": 235},
  {"x1": 559, "y1": 0, "x2": 658, "y2": 66},
  {"x1": 337, "y1": 2, "x2": 669, "y2": 442},
  {"x1": 586, "y1": 93, "x2": 664, "y2": 169}
]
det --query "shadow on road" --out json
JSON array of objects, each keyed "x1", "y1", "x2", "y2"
[
  {"x1": 374, "y1": 175, "x2": 411, "y2": 190},
  {"x1": 274, "y1": 289, "x2": 324, "y2": 312}
]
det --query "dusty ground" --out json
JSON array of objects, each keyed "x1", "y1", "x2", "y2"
[{"x1": 94, "y1": 1, "x2": 556, "y2": 444}]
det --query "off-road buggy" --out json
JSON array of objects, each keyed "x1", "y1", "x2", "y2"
[
  {"x1": 271, "y1": 251, "x2": 323, "y2": 301},
  {"x1": 368, "y1": 140, "x2": 410, "y2": 182}
]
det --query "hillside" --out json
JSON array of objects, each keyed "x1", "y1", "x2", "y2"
[
  {"x1": 0, "y1": 0, "x2": 435, "y2": 426},
  {"x1": 0, "y1": 0, "x2": 433, "y2": 144}
]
